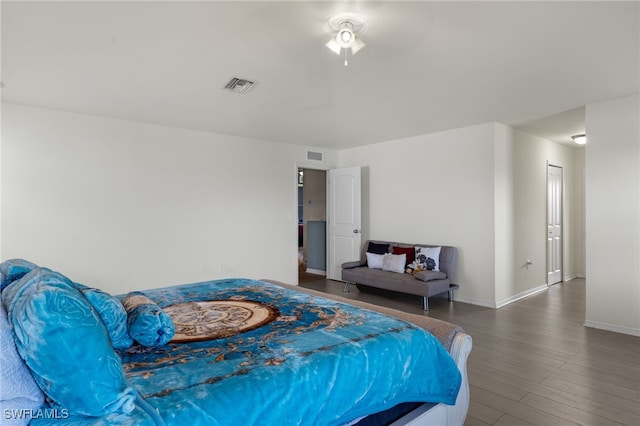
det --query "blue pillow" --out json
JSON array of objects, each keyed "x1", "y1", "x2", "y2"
[
  {"x1": 74, "y1": 284, "x2": 133, "y2": 350},
  {"x1": 0, "y1": 259, "x2": 38, "y2": 291},
  {"x1": 2, "y1": 268, "x2": 136, "y2": 417},
  {"x1": 122, "y1": 292, "x2": 175, "y2": 347},
  {"x1": 0, "y1": 302, "x2": 44, "y2": 426}
]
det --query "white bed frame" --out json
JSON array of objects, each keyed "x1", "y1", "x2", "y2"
[
  {"x1": 392, "y1": 332, "x2": 472, "y2": 426},
  {"x1": 269, "y1": 280, "x2": 473, "y2": 426}
]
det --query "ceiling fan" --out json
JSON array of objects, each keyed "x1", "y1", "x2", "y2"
[{"x1": 325, "y1": 14, "x2": 367, "y2": 66}]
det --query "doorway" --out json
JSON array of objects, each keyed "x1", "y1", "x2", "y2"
[
  {"x1": 547, "y1": 164, "x2": 563, "y2": 285},
  {"x1": 298, "y1": 168, "x2": 327, "y2": 283}
]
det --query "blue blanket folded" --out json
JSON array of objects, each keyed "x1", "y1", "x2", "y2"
[
  {"x1": 75, "y1": 284, "x2": 133, "y2": 349},
  {"x1": 2, "y1": 268, "x2": 137, "y2": 417}
]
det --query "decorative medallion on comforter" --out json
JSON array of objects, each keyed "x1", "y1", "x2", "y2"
[{"x1": 36, "y1": 279, "x2": 461, "y2": 426}]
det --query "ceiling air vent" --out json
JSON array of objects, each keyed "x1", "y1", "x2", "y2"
[
  {"x1": 224, "y1": 77, "x2": 255, "y2": 94},
  {"x1": 307, "y1": 151, "x2": 323, "y2": 162}
]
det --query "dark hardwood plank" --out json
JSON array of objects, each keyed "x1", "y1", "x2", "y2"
[
  {"x1": 470, "y1": 384, "x2": 579, "y2": 426},
  {"x1": 493, "y1": 414, "x2": 536, "y2": 426},
  {"x1": 520, "y1": 392, "x2": 627, "y2": 426},
  {"x1": 541, "y1": 375, "x2": 640, "y2": 416},
  {"x1": 467, "y1": 401, "x2": 502, "y2": 425}
]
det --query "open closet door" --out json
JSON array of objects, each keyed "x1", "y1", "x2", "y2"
[{"x1": 327, "y1": 166, "x2": 362, "y2": 281}]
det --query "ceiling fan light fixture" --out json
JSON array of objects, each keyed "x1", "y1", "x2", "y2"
[
  {"x1": 350, "y1": 36, "x2": 366, "y2": 55},
  {"x1": 325, "y1": 38, "x2": 342, "y2": 55},
  {"x1": 325, "y1": 14, "x2": 367, "y2": 65},
  {"x1": 337, "y1": 23, "x2": 355, "y2": 47}
]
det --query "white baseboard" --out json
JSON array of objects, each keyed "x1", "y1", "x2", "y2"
[
  {"x1": 449, "y1": 283, "x2": 575, "y2": 310},
  {"x1": 305, "y1": 268, "x2": 326, "y2": 276},
  {"x1": 495, "y1": 284, "x2": 548, "y2": 309},
  {"x1": 563, "y1": 273, "x2": 587, "y2": 280},
  {"x1": 583, "y1": 320, "x2": 640, "y2": 337},
  {"x1": 453, "y1": 296, "x2": 497, "y2": 309},
  {"x1": 456, "y1": 285, "x2": 547, "y2": 309}
]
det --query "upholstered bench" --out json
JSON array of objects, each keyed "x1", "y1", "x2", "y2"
[{"x1": 342, "y1": 240, "x2": 458, "y2": 310}]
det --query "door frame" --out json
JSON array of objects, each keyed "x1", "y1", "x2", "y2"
[
  {"x1": 546, "y1": 162, "x2": 564, "y2": 286},
  {"x1": 294, "y1": 163, "x2": 329, "y2": 284}
]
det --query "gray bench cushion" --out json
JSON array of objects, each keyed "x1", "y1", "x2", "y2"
[{"x1": 415, "y1": 270, "x2": 447, "y2": 282}]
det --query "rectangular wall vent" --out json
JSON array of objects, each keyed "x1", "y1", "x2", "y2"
[{"x1": 307, "y1": 151, "x2": 323, "y2": 161}]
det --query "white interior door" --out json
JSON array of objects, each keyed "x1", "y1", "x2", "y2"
[
  {"x1": 327, "y1": 166, "x2": 362, "y2": 281},
  {"x1": 547, "y1": 164, "x2": 563, "y2": 285}
]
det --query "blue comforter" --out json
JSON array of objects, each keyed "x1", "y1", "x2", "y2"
[{"x1": 33, "y1": 279, "x2": 461, "y2": 426}]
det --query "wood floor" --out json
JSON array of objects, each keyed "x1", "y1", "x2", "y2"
[{"x1": 298, "y1": 277, "x2": 640, "y2": 426}]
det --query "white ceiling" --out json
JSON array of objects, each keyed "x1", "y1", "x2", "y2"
[{"x1": 2, "y1": 1, "x2": 638, "y2": 149}]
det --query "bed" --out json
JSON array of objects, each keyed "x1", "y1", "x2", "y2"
[
  {"x1": 1, "y1": 264, "x2": 471, "y2": 426},
  {"x1": 278, "y1": 281, "x2": 473, "y2": 426}
]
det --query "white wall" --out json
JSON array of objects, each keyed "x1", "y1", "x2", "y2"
[
  {"x1": 585, "y1": 94, "x2": 640, "y2": 336},
  {"x1": 504, "y1": 126, "x2": 585, "y2": 306},
  {"x1": 0, "y1": 4, "x2": 3, "y2": 262},
  {"x1": 571, "y1": 148, "x2": 586, "y2": 279},
  {"x1": 0, "y1": 99, "x2": 2, "y2": 263},
  {"x1": 339, "y1": 123, "x2": 498, "y2": 307},
  {"x1": 301, "y1": 168, "x2": 326, "y2": 262},
  {"x1": 301, "y1": 169, "x2": 326, "y2": 226},
  {"x1": 494, "y1": 124, "x2": 516, "y2": 306},
  {"x1": 1, "y1": 104, "x2": 338, "y2": 294},
  {"x1": 1, "y1": 103, "x2": 590, "y2": 316},
  {"x1": 339, "y1": 122, "x2": 585, "y2": 309}
]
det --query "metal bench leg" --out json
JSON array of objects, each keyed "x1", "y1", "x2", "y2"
[
  {"x1": 447, "y1": 284, "x2": 459, "y2": 303},
  {"x1": 423, "y1": 296, "x2": 429, "y2": 311},
  {"x1": 343, "y1": 281, "x2": 352, "y2": 292}
]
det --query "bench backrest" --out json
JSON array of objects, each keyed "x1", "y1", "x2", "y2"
[{"x1": 364, "y1": 240, "x2": 458, "y2": 281}]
